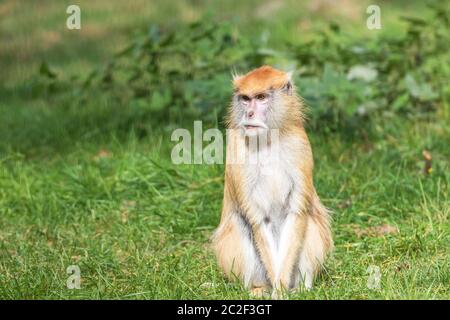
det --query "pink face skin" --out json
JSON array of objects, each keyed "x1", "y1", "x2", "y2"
[{"x1": 239, "y1": 92, "x2": 270, "y2": 136}]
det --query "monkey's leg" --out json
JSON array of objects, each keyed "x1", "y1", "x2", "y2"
[
  {"x1": 213, "y1": 215, "x2": 267, "y2": 288},
  {"x1": 212, "y1": 216, "x2": 246, "y2": 283},
  {"x1": 297, "y1": 198, "x2": 333, "y2": 289},
  {"x1": 273, "y1": 213, "x2": 307, "y2": 294},
  {"x1": 251, "y1": 224, "x2": 278, "y2": 287}
]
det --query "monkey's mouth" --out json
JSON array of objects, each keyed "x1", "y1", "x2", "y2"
[
  {"x1": 244, "y1": 125, "x2": 261, "y2": 130},
  {"x1": 241, "y1": 121, "x2": 268, "y2": 131}
]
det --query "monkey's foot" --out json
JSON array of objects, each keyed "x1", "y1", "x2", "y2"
[{"x1": 250, "y1": 287, "x2": 270, "y2": 298}]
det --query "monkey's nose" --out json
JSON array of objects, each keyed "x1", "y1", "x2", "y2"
[{"x1": 247, "y1": 110, "x2": 255, "y2": 119}]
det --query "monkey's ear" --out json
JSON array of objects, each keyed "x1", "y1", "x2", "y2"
[
  {"x1": 286, "y1": 70, "x2": 294, "y2": 82},
  {"x1": 231, "y1": 70, "x2": 243, "y2": 87},
  {"x1": 284, "y1": 71, "x2": 294, "y2": 95},
  {"x1": 283, "y1": 81, "x2": 293, "y2": 96}
]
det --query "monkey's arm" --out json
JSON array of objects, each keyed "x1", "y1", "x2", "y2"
[
  {"x1": 250, "y1": 223, "x2": 277, "y2": 285},
  {"x1": 275, "y1": 213, "x2": 307, "y2": 289},
  {"x1": 275, "y1": 148, "x2": 313, "y2": 291}
]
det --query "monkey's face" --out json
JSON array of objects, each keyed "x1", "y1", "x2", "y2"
[
  {"x1": 234, "y1": 91, "x2": 271, "y2": 137},
  {"x1": 232, "y1": 86, "x2": 291, "y2": 137},
  {"x1": 231, "y1": 66, "x2": 294, "y2": 136}
]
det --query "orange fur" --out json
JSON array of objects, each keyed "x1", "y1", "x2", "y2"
[{"x1": 233, "y1": 65, "x2": 290, "y2": 96}]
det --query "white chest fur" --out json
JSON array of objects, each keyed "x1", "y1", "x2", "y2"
[
  {"x1": 242, "y1": 140, "x2": 301, "y2": 223},
  {"x1": 241, "y1": 138, "x2": 304, "y2": 279}
]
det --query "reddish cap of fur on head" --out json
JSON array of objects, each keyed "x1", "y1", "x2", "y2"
[{"x1": 233, "y1": 65, "x2": 290, "y2": 96}]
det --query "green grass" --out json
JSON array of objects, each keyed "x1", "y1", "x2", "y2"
[
  {"x1": 0, "y1": 102, "x2": 448, "y2": 299},
  {"x1": 0, "y1": 0, "x2": 448, "y2": 299}
]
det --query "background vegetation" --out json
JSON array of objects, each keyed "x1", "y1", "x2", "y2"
[{"x1": 0, "y1": 0, "x2": 448, "y2": 299}]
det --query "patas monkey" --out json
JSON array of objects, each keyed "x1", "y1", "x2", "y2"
[{"x1": 212, "y1": 66, "x2": 333, "y2": 297}]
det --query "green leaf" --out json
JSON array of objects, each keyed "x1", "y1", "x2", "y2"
[
  {"x1": 404, "y1": 74, "x2": 438, "y2": 101},
  {"x1": 392, "y1": 93, "x2": 410, "y2": 110},
  {"x1": 39, "y1": 61, "x2": 57, "y2": 79}
]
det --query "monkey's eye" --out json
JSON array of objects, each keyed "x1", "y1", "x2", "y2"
[
  {"x1": 255, "y1": 93, "x2": 268, "y2": 101},
  {"x1": 240, "y1": 95, "x2": 251, "y2": 102}
]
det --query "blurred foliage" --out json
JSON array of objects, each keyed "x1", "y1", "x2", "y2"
[{"x1": 37, "y1": 3, "x2": 449, "y2": 133}]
